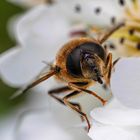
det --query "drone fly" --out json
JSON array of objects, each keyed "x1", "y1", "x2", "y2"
[{"x1": 12, "y1": 22, "x2": 124, "y2": 131}]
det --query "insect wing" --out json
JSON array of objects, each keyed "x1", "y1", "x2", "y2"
[{"x1": 10, "y1": 62, "x2": 54, "y2": 99}]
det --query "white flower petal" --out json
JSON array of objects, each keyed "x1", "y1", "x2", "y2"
[
  {"x1": 111, "y1": 57, "x2": 140, "y2": 109},
  {"x1": 0, "y1": 5, "x2": 73, "y2": 87},
  {"x1": 16, "y1": 5, "x2": 70, "y2": 48},
  {"x1": 90, "y1": 98, "x2": 140, "y2": 126},
  {"x1": 16, "y1": 107, "x2": 91, "y2": 140},
  {"x1": 88, "y1": 120, "x2": 140, "y2": 140},
  {"x1": 0, "y1": 47, "x2": 20, "y2": 64},
  {"x1": 57, "y1": 0, "x2": 124, "y2": 27},
  {"x1": 0, "y1": 45, "x2": 56, "y2": 87},
  {"x1": 17, "y1": 112, "x2": 73, "y2": 140}
]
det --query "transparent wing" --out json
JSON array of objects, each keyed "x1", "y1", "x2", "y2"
[
  {"x1": 36, "y1": 61, "x2": 53, "y2": 79},
  {"x1": 10, "y1": 62, "x2": 56, "y2": 99}
]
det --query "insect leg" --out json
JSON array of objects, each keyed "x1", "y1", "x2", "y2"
[
  {"x1": 48, "y1": 86, "x2": 71, "y2": 105},
  {"x1": 10, "y1": 67, "x2": 60, "y2": 99},
  {"x1": 99, "y1": 22, "x2": 125, "y2": 44},
  {"x1": 105, "y1": 53, "x2": 113, "y2": 85},
  {"x1": 104, "y1": 54, "x2": 119, "y2": 88},
  {"x1": 48, "y1": 88, "x2": 84, "y2": 122},
  {"x1": 113, "y1": 57, "x2": 120, "y2": 66},
  {"x1": 104, "y1": 57, "x2": 120, "y2": 90},
  {"x1": 49, "y1": 86, "x2": 71, "y2": 94},
  {"x1": 63, "y1": 91, "x2": 90, "y2": 131},
  {"x1": 68, "y1": 83, "x2": 107, "y2": 105},
  {"x1": 22, "y1": 69, "x2": 58, "y2": 93}
]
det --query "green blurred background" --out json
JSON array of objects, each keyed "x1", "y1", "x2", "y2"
[{"x1": 0, "y1": 0, "x2": 25, "y2": 116}]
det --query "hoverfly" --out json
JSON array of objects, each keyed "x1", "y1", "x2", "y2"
[{"x1": 12, "y1": 22, "x2": 124, "y2": 131}]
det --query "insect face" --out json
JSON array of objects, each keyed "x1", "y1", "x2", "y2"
[
  {"x1": 66, "y1": 41, "x2": 106, "y2": 79},
  {"x1": 80, "y1": 49, "x2": 105, "y2": 84}
]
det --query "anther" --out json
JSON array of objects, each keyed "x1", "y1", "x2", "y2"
[
  {"x1": 94, "y1": 7, "x2": 101, "y2": 15},
  {"x1": 74, "y1": 4, "x2": 81, "y2": 13},
  {"x1": 111, "y1": 16, "x2": 116, "y2": 25},
  {"x1": 120, "y1": 37, "x2": 125, "y2": 44},
  {"x1": 119, "y1": 0, "x2": 125, "y2": 6},
  {"x1": 129, "y1": 29, "x2": 135, "y2": 35},
  {"x1": 109, "y1": 43, "x2": 116, "y2": 49}
]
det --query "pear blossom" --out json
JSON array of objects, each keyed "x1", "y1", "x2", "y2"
[
  {"x1": 15, "y1": 112, "x2": 73, "y2": 140},
  {"x1": 0, "y1": 4, "x2": 83, "y2": 140},
  {"x1": 89, "y1": 58, "x2": 140, "y2": 140},
  {"x1": 111, "y1": 57, "x2": 140, "y2": 108},
  {"x1": 13, "y1": 98, "x2": 92, "y2": 140},
  {"x1": 1, "y1": 1, "x2": 140, "y2": 140},
  {"x1": 7, "y1": 0, "x2": 140, "y2": 54},
  {"x1": 0, "y1": 2, "x2": 109, "y2": 140},
  {"x1": 89, "y1": 98, "x2": 140, "y2": 140}
]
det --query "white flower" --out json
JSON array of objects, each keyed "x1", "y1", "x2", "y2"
[
  {"x1": 17, "y1": 112, "x2": 73, "y2": 140},
  {"x1": 8, "y1": 0, "x2": 140, "y2": 58},
  {"x1": 2, "y1": 1, "x2": 140, "y2": 140},
  {"x1": 0, "y1": 5, "x2": 72, "y2": 86},
  {"x1": 88, "y1": 98, "x2": 140, "y2": 140},
  {"x1": 8, "y1": 0, "x2": 124, "y2": 25},
  {"x1": 0, "y1": 3, "x2": 109, "y2": 140},
  {"x1": 0, "y1": 4, "x2": 85, "y2": 140},
  {"x1": 14, "y1": 104, "x2": 92, "y2": 140},
  {"x1": 111, "y1": 57, "x2": 140, "y2": 108},
  {"x1": 89, "y1": 58, "x2": 140, "y2": 140}
]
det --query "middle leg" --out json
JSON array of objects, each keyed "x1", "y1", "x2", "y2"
[
  {"x1": 63, "y1": 91, "x2": 90, "y2": 131},
  {"x1": 48, "y1": 86, "x2": 71, "y2": 104},
  {"x1": 68, "y1": 83, "x2": 107, "y2": 105},
  {"x1": 105, "y1": 53, "x2": 113, "y2": 85},
  {"x1": 48, "y1": 86, "x2": 84, "y2": 121}
]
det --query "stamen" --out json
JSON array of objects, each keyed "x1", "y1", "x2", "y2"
[
  {"x1": 120, "y1": 37, "x2": 125, "y2": 44},
  {"x1": 131, "y1": 0, "x2": 139, "y2": 10},
  {"x1": 128, "y1": 29, "x2": 135, "y2": 35},
  {"x1": 132, "y1": 30, "x2": 140, "y2": 38},
  {"x1": 126, "y1": 21, "x2": 140, "y2": 28},
  {"x1": 120, "y1": 38, "x2": 138, "y2": 49},
  {"x1": 131, "y1": 0, "x2": 136, "y2": 3},
  {"x1": 110, "y1": 0, "x2": 140, "y2": 52},
  {"x1": 94, "y1": 7, "x2": 101, "y2": 15},
  {"x1": 109, "y1": 43, "x2": 116, "y2": 49},
  {"x1": 103, "y1": 44, "x2": 107, "y2": 50},
  {"x1": 74, "y1": 4, "x2": 81, "y2": 13},
  {"x1": 125, "y1": 1, "x2": 140, "y2": 20},
  {"x1": 119, "y1": 0, "x2": 125, "y2": 6},
  {"x1": 110, "y1": 16, "x2": 116, "y2": 25}
]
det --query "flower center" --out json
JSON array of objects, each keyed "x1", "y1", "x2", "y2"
[{"x1": 112, "y1": 0, "x2": 140, "y2": 51}]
